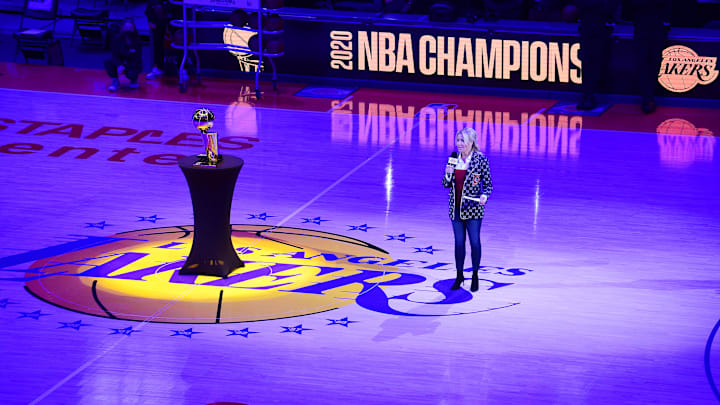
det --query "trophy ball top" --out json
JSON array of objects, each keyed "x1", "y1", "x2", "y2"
[{"x1": 192, "y1": 108, "x2": 215, "y2": 132}]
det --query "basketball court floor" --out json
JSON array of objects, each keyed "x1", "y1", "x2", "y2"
[{"x1": 0, "y1": 63, "x2": 718, "y2": 404}]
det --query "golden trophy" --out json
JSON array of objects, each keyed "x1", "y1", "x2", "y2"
[{"x1": 192, "y1": 108, "x2": 221, "y2": 167}]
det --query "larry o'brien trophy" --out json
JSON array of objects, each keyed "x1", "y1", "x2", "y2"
[{"x1": 192, "y1": 108, "x2": 222, "y2": 167}]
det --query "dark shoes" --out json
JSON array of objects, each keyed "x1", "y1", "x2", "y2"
[
  {"x1": 108, "y1": 78, "x2": 119, "y2": 92},
  {"x1": 108, "y1": 78, "x2": 139, "y2": 91},
  {"x1": 641, "y1": 99, "x2": 657, "y2": 114},
  {"x1": 576, "y1": 94, "x2": 598, "y2": 111},
  {"x1": 451, "y1": 272, "x2": 480, "y2": 291},
  {"x1": 451, "y1": 276, "x2": 465, "y2": 290}
]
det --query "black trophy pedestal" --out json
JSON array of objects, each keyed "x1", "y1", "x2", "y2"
[{"x1": 178, "y1": 155, "x2": 244, "y2": 278}]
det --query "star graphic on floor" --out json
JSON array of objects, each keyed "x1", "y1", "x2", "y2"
[
  {"x1": 281, "y1": 324, "x2": 312, "y2": 335},
  {"x1": 227, "y1": 328, "x2": 260, "y2": 338},
  {"x1": 0, "y1": 298, "x2": 19, "y2": 309},
  {"x1": 58, "y1": 320, "x2": 92, "y2": 331},
  {"x1": 171, "y1": 328, "x2": 202, "y2": 338},
  {"x1": 301, "y1": 217, "x2": 330, "y2": 225},
  {"x1": 137, "y1": 214, "x2": 165, "y2": 223},
  {"x1": 327, "y1": 317, "x2": 358, "y2": 327},
  {"x1": 386, "y1": 233, "x2": 414, "y2": 242},
  {"x1": 413, "y1": 246, "x2": 441, "y2": 254},
  {"x1": 347, "y1": 224, "x2": 376, "y2": 232},
  {"x1": 85, "y1": 221, "x2": 112, "y2": 229},
  {"x1": 109, "y1": 326, "x2": 141, "y2": 336},
  {"x1": 248, "y1": 212, "x2": 275, "y2": 221},
  {"x1": 18, "y1": 310, "x2": 51, "y2": 320}
]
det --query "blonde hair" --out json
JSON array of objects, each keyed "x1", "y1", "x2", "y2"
[{"x1": 456, "y1": 127, "x2": 478, "y2": 152}]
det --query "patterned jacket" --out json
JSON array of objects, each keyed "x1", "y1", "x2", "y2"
[{"x1": 442, "y1": 151, "x2": 493, "y2": 220}]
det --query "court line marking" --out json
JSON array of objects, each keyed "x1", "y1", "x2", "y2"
[
  {"x1": 91, "y1": 280, "x2": 117, "y2": 319},
  {"x1": 327, "y1": 95, "x2": 354, "y2": 113},
  {"x1": 705, "y1": 318, "x2": 720, "y2": 401},
  {"x1": 521, "y1": 107, "x2": 546, "y2": 125}
]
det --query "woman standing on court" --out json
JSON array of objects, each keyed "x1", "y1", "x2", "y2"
[{"x1": 442, "y1": 127, "x2": 493, "y2": 292}]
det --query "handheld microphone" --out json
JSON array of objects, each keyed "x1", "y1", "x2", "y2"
[{"x1": 447, "y1": 152, "x2": 458, "y2": 168}]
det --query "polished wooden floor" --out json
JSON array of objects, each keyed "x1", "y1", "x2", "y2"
[{"x1": 0, "y1": 63, "x2": 719, "y2": 404}]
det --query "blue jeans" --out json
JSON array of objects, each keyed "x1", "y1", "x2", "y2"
[{"x1": 451, "y1": 213, "x2": 483, "y2": 273}]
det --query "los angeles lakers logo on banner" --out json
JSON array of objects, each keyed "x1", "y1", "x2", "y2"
[{"x1": 658, "y1": 45, "x2": 718, "y2": 93}]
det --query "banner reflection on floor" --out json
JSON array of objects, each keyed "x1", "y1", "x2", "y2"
[{"x1": 331, "y1": 101, "x2": 583, "y2": 158}]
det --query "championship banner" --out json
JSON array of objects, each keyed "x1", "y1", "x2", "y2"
[
  {"x1": 327, "y1": 31, "x2": 581, "y2": 83},
  {"x1": 192, "y1": 16, "x2": 720, "y2": 99},
  {"x1": 276, "y1": 22, "x2": 584, "y2": 92}
]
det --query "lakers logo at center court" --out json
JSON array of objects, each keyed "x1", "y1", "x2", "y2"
[
  {"x1": 22, "y1": 224, "x2": 528, "y2": 323},
  {"x1": 25, "y1": 225, "x2": 420, "y2": 323}
]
